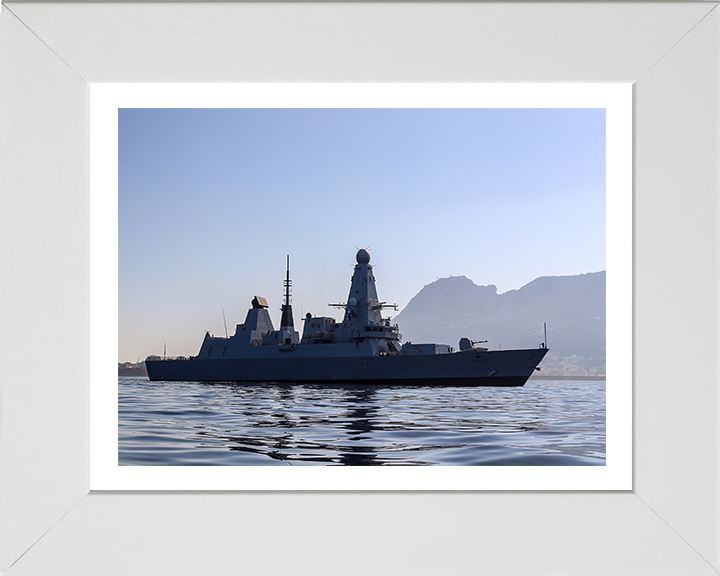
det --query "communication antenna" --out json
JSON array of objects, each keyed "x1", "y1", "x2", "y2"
[
  {"x1": 222, "y1": 308, "x2": 228, "y2": 338},
  {"x1": 279, "y1": 255, "x2": 295, "y2": 329},
  {"x1": 284, "y1": 255, "x2": 292, "y2": 307},
  {"x1": 544, "y1": 322, "x2": 548, "y2": 348},
  {"x1": 163, "y1": 342, "x2": 166, "y2": 359}
]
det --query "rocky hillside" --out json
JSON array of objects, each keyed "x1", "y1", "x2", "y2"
[{"x1": 393, "y1": 271, "x2": 605, "y2": 369}]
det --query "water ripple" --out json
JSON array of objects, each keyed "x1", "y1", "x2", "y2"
[{"x1": 119, "y1": 378, "x2": 605, "y2": 466}]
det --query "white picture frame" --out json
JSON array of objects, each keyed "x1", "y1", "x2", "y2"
[{"x1": 1, "y1": 2, "x2": 718, "y2": 574}]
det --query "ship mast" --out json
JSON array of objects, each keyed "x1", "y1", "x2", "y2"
[
  {"x1": 284, "y1": 255, "x2": 291, "y2": 308},
  {"x1": 279, "y1": 254, "x2": 294, "y2": 329}
]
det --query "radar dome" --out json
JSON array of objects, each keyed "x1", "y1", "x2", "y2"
[{"x1": 356, "y1": 249, "x2": 371, "y2": 264}]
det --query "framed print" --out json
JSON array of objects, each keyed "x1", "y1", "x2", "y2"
[
  {"x1": 91, "y1": 82, "x2": 631, "y2": 491},
  {"x1": 1, "y1": 2, "x2": 719, "y2": 575}
]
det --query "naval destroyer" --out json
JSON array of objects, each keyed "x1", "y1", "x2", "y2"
[{"x1": 146, "y1": 249, "x2": 549, "y2": 386}]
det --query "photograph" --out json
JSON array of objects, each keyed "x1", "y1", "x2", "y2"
[{"x1": 118, "y1": 105, "x2": 609, "y2": 467}]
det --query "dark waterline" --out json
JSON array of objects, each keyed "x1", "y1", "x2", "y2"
[{"x1": 118, "y1": 377, "x2": 606, "y2": 466}]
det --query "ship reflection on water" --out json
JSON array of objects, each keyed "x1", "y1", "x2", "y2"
[
  {"x1": 338, "y1": 388, "x2": 381, "y2": 466},
  {"x1": 205, "y1": 386, "x2": 388, "y2": 465},
  {"x1": 119, "y1": 377, "x2": 606, "y2": 466}
]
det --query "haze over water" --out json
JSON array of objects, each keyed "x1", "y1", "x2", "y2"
[{"x1": 119, "y1": 377, "x2": 605, "y2": 466}]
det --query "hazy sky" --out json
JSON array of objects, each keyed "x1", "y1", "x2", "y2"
[{"x1": 119, "y1": 108, "x2": 605, "y2": 361}]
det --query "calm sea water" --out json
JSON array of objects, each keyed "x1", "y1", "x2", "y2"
[{"x1": 118, "y1": 377, "x2": 605, "y2": 466}]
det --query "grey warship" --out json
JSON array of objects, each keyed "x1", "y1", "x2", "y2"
[{"x1": 146, "y1": 249, "x2": 549, "y2": 386}]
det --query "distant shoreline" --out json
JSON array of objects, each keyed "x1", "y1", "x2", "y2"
[
  {"x1": 119, "y1": 371, "x2": 605, "y2": 382},
  {"x1": 530, "y1": 375, "x2": 606, "y2": 381},
  {"x1": 119, "y1": 368, "x2": 148, "y2": 376}
]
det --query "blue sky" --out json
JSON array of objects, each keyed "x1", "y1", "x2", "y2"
[{"x1": 119, "y1": 108, "x2": 605, "y2": 361}]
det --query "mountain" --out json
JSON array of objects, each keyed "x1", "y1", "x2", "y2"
[{"x1": 394, "y1": 272, "x2": 605, "y2": 369}]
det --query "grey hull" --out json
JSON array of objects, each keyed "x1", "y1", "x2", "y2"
[{"x1": 146, "y1": 347, "x2": 549, "y2": 387}]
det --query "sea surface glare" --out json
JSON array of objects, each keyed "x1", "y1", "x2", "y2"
[{"x1": 118, "y1": 377, "x2": 605, "y2": 466}]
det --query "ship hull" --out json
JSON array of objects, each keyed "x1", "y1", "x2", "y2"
[{"x1": 146, "y1": 347, "x2": 549, "y2": 387}]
